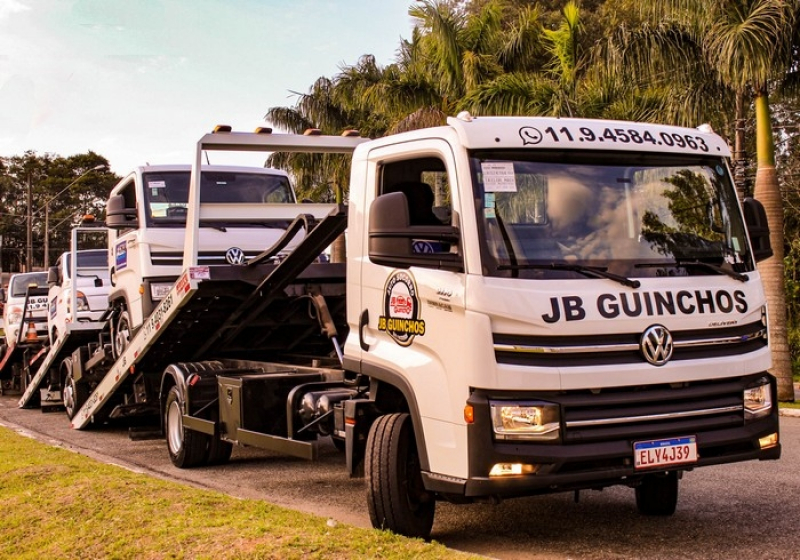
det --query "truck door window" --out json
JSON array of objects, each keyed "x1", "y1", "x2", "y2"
[{"x1": 379, "y1": 158, "x2": 457, "y2": 258}]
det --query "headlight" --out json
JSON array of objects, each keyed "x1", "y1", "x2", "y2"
[
  {"x1": 7, "y1": 306, "x2": 22, "y2": 325},
  {"x1": 76, "y1": 291, "x2": 90, "y2": 312},
  {"x1": 744, "y1": 378, "x2": 773, "y2": 421},
  {"x1": 489, "y1": 400, "x2": 560, "y2": 441}
]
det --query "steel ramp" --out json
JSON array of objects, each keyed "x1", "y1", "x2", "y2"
[
  {"x1": 18, "y1": 322, "x2": 107, "y2": 409},
  {"x1": 71, "y1": 208, "x2": 348, "y2": 429}
]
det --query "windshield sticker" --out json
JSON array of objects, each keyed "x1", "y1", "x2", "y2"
[
  {"x1": 481, "y1": 162, "x2": 517, "y2": 192},
  {"x1": 542, "y1": 290, "x2": 748, "y2": 323},
  {"x1": 378, "y1": 270, "x2": 425, "y2": 346},
  {"x1": 148, "y1": 180, "x2": 166, "y2": 198},
  {"x1": 484, "y1": 192, "x2": 496, "y2": 218}
]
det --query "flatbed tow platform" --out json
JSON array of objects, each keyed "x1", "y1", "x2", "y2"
[
  {"x1": 18, "y1": 321, "x2": 108, "y2": 409},
  {"x1": 68, "y1": 207, "x2": 348, "y2": 429}
]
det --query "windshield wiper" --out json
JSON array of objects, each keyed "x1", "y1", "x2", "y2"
[
  {"x1": 498, "y1": 262, "x2": 641, "y2": 288},
  {"x1": 635, "y1": 261, "x2": 748, "y2": 282}
]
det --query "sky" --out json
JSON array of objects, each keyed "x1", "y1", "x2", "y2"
[{"x1": 0, "y1": 0, "x2": 416, "y2": 174}]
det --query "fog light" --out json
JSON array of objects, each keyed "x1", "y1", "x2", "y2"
[
  {"x1": 489, "y1": 463, "x2": 538, "y2": 477},
  {"x1": 759, "y1": 432, "x2": 779, "y2": 449}
]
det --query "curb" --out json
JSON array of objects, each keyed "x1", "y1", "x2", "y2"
[{"x1": 779, "y1": 383, "x2": 800, "y2": 417}]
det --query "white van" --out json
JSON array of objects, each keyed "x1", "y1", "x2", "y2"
[
  {"x1": 47, "y1": 249, "x2": 110, "y2": 343},
  {"x1": 3, "y1": 271, "x2": 49, "y2": 345}
]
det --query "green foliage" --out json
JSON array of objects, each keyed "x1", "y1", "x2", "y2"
[{"x1": 0, "y1": 152, "x2": 119, "y2": 272}]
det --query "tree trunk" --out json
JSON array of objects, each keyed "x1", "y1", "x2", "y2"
[
  {"x1": 752, "y1": 93, "x2": 794, "y2": 401},
  {"x1": 733, "y1": 90, "x2": 747, "y2": 201}
]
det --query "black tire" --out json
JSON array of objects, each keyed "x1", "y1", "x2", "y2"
[
  {"x1": 331, "y1": 436, "x2": 346, "y2": 452},
  {"x1": 365, "y1": 413, "x2": 435, "y2": 539},
  {"x1": 111, "y1": 306, "x2": 132, "y2": 360},
  {"x1": 61, "y1": 358, "x2": 88, "y2": 420},
  {"x1": 206, "y1": 409, "x2": 232, "y2": 465},
  {"x1": 636, "y1": 471, "x2": 679, "y2": 516},
  {"x1": 165, "y1": 386, "x2": 209, "y2": 468}
]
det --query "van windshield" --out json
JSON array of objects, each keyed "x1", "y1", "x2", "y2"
[
  {"x1": 470, "y1": 151, "x2": 752, "y2": 280},
  {"x1": 10, "y1": 273, "x2": 48, "y2": 297},
  {"x1": 142, "y1": 170, "x2": 295, "y2": 226}
]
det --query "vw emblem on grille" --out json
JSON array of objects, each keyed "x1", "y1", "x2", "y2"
[
  {"x1": 225, "y1": 247, "x2": 245, "y2": 265},
  {"x1": 640, "y1": 324, "x2": 674, "y2": 366}
]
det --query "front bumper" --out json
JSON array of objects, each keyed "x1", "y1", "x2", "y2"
[{"x1": 423, "y1": 373, "x2": 780, "y2": 499}]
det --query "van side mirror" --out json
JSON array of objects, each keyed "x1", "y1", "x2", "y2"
[
  {"x1": 47, "y1": 266, "x2": 61, "y2": 287},
  {"x1": 742, "y1": 197, "x2": 773, "y2": 263},
  {"x1": 368, "y1": 192, "x2": 462, "y2": 272},
  {"x1": 106, "y1": 194, "x2": 138, "y2": 229}
]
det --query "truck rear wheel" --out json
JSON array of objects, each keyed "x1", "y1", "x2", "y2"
[
  {"x1": 365, "y1": 412, "x2": 435, "y2": 539},
  {"x1": 61, "y1": 358, "x2": 88, "y2": 420},
  {"x1": 165, "y1": 386, "x2": 209, "y2": 468},
  {"x1": 636, "y1": 471, "x2": 679, "y2": 516}
]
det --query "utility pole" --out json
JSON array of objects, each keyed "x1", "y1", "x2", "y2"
[
  {"x1": 26, "y1": 174, "x2": 32, "y2": 271},
  {"x1": 44, "y1": 204, "x2": 50, "y2": 269}
]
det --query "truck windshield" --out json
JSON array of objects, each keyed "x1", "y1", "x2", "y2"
[
  {"x1": 142, "y1": 170, "x2": 295, "y2": 226},
  {"x1": 470, "y1": 151, "x2": 753, "y2": 280}
]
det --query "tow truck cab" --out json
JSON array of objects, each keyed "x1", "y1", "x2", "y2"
[{"x1": 345, "y1": 114, "x2": 778, "y2": 527}]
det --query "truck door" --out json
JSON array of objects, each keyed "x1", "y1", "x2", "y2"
[{"x1": 354, "y1": 140, "x2": 470, "y2": 472}]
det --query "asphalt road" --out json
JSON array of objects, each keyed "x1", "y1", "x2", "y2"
[{"x1": 0, "y1": 393, "x2": 797, "y2": 560}]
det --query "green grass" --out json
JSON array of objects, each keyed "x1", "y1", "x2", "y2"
[{"x1": 0, "y1": 426, "x2": 479, "y2": 560}]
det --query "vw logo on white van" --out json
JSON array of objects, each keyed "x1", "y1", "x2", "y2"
[
  {"x1": 640, "y1": 324, "x2": 674, "y2": 366},
  {"x1": 225, "y1": 247, "x2": 245, "y2": 265}
]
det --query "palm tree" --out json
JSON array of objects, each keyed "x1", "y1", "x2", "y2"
[
  {"x1": 265, "y1": 77, "x2": 359, "y2": 262},
  {"x1": 615, "y1": 0, "x2": 797, "y2": 400}
]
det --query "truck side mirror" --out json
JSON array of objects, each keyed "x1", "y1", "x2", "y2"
[
  {"x1": 369, "y1": 192, "x2": 463, "y2": 272},
  {"x1": 369, "y1": 192, "x2": 413, "y2": 259},
  {"x1": 47, "y1": 266, "x2": 60, "y2": 287},
  {"x1": 742, "y1": 197, "x2": 773, "y2": 263},
  {"x1": 106, "y1": 194, "x2": 138, "y2": 229}
]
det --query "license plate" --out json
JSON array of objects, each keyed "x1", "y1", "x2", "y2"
[{"x1": 634, "y1": 436, "x2": 697, "y2": 469}]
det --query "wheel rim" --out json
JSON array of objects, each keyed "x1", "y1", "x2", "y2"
[
  {"x1": 113, "y1": 313, "x2": 130, "y2": 357},
  {"x1": 63, "y1": 378, "x2": 75, "y2": 416},
  {"x1": 166, "y1": 399, "x2": 184, "y2": 454}
]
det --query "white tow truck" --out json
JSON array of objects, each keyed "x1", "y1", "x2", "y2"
[
  {"x1": 24, "y1": 115, "x2": 780, "y2": 539},
  {"x1": 17, "y1": 163, "x2": 328, "y2": 412},
  {"x1": 47, "y1": 246, "x2": 111, "y2": 345}
]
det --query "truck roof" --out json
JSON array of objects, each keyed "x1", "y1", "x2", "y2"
[
  {"x1": 357, "y1": 113, "x2": 730, "y2": 157},
  {"x1": 127, "y1": 164, "x2": 290, "y2": 177},
  {"x1": 443, "y1": 113, "x2": 731, "y2": 156}
]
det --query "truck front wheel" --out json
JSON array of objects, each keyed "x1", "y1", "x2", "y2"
[
  {"x1": 61, "y1": 358, "x2": 88, "y2": 420},
  {"x1": 636, "y1": 471, "x2": 679, "y2": 516},
  {"x1": 365, "y1": 412, "x2": 435, "y2": 539},
  {"x1": 111, "y1": 307, "x2": 131, "y2": 360},
  {"x1": 165, "y1": 386, "x2": 209, "y2": 468}
]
